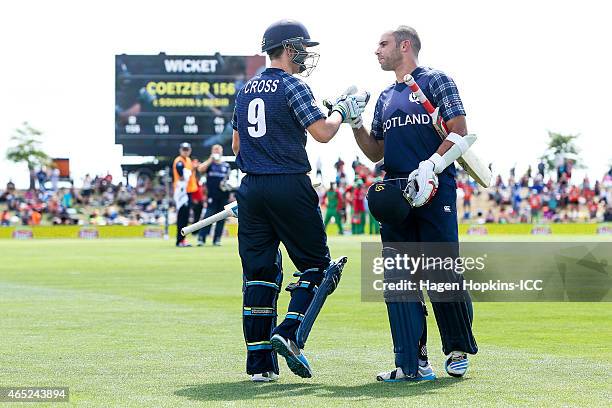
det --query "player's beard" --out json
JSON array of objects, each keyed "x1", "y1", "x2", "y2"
[{"x1": 380, "y1": 49, "x2": 402, "y2": 71}]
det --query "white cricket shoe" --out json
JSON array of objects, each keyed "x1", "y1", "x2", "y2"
[
  {"x1": 376, "y1": 363, "x2": 436, "y2": 382},
  {"x1": 445, "y1": 351, "x2": 469, "y2": 377},
  {"x1": 251, "y1": 371, "x2": 279, "y2": 382}
]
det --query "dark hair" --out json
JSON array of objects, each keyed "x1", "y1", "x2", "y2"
[
  {"x1": 393, "y1": 25, "x2": 421, "y2": 57},
  {"x1": 267, "y1": 46, "x2": 284, "y2": 60}
]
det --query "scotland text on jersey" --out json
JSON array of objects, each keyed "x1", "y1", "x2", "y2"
[{"x1": 382, "y1": 114, "x2": 431, "y2": 133}]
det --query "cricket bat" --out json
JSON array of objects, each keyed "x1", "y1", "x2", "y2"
[
  {"x1": 181, "y1": 201, "x2": 239, "y2": 236},
  {"x1": 180, "y1": 182, "x2": 322, "y2": 236},
  {"x1": 404, "y1": 74, "x2": 492, "y2": 188}
]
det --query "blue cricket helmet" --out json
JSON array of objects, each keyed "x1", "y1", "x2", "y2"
[{"x1": 261, "y1": 19, "x2": 319, "y2": 52}]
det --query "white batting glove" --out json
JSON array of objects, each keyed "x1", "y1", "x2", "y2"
[
  {"x1": 323, "y1": 86, "x2": 370, "y2": 125},
  {"x1": 348, "y1": 116, "x2": 363, "y2": 129},
  {"x1": 332, "y1": 91, "x2": 370, "y2": 122},
  {"x1": 341, "y1": 85, "x2": 358, "y2": 96},
  {"x1": 407, "y1": 160, "x2": 439, "y2": 207},
  {"x1": 342, "y1": 86, "x2": 365, "y2": 129},
  {"x1": 347, "y1": 92, "x2": 369, "y2": 129},
  {"x1": 351, "y1": 90, "x2": 370, "y2": 112},
  {"x1": 342, "y1": 87, "x2": 364, "y2": 127}
]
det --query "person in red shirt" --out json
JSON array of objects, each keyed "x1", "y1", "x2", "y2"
[
  {"x1": 529, "y1": 189, "x2": 542, "y2": 223},
  {"x1": 1, "y1": 209, "x2": 11, "y2": 226},
  {"x1": 568, "y1": 185, "x2": 580, "y2": 212},
  {"x1": 190, "y1": 158, "x2": 205, "y2": 236},
  {"x1": 458, "y1": 180, "x2": 473, "y2": 219},
  {"x1": 351, "y1": 180, "x2": 366, "y2": 235}
]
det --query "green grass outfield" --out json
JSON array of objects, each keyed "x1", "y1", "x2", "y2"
[{"x1": 1, "y1": 236, "x2": 611, "y2": 407}]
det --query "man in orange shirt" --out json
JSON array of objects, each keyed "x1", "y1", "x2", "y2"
[
  {"x1": 30, "y1": 209, "x2": 42, "y2": 225},
  {"x1": 173, "y1": 142, "x2": 198, "y2": 247}
]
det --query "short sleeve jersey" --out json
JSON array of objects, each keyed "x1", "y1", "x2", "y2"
[
  {"x1": 371, "y1": 66, "x2": 466, "y2": 187},
  {"x1": 232, "y1": 67, "x2": 325, "y2": 174},
  {"x1": 206, "y1": 161, "x2": 231, "y2": 201}
]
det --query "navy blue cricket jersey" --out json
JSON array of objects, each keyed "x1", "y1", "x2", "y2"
[
  {"x1": 232, "y1": 67, "x2": 325, "y2": 174},
  {"x1": 372, "y1": 66, "x2": 466, "y2": 188},
  {"x1": 206, "y1": 161, "x2": 231, "y2": 201}
]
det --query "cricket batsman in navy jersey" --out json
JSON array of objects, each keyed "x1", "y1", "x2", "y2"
[
  {"x1": 352, "y1": 26, "x2": 478, "y2": 382},
  {"x1": 196, "y1": 144, "x2": 231, "y2": 246},
  {"x1": 231, "y1": 19, "x2": 369, "y2": 382}
]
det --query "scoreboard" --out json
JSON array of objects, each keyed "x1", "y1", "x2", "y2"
[{"x1": 115, "y1": 54, "x2": 266, "y2": 157}]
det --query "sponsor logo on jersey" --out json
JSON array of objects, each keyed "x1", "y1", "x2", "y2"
[
  {"x1": 383, "y1": 100, "x2": 390, "y2": 112},
  {"x1": 444, "y1": 205, "x2": 451, "y2": 213}
]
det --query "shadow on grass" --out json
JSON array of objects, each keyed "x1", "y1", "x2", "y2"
[{"x1": 175, "y1": 377, "x2": 465, "y2": 402}]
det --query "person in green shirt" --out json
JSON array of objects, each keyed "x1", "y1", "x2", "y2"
[{"x1": 324, "y1": 182, "x2": 343, "y2": 235}]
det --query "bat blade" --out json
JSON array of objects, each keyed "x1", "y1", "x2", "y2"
[{"x1": 181, "y1": 201, "x2": 238, "y2": 236}]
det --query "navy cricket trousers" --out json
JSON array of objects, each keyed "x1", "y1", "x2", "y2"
[
  {"x1": 198, "y1": 197, "x2": 228, "y2": 244},
  {"x1": 379, "y1": 179, "x2": 477, "y2": 375},
  {"x1": 237, "y1": 173, "x2": 331, "y2": 374}
]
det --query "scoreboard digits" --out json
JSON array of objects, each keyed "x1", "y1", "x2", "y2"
[{"x1": 115, "y1": 54, "x2": 266, "y2": 156}]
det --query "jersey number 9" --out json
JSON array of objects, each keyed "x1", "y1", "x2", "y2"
[{"x1": 247, "y1": 98, "x2": 267, "y2": 138}]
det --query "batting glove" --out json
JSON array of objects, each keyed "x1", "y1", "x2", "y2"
[
  {"x1": 407, "y1": 160, "x2": 439, "y2": 207},
  {"x1": 323, "y1": 86, "x2": 370, "y2": 125}
]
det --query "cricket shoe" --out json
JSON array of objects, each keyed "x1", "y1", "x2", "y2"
[
  {"x1": 196, "y1": 240, "x2": 204, "y2": 247},
  {"x1": 251, "y1": 371, "x2": 279, "y2": 382},
  {"x1": 176, "y1": 240, "x2": 192, "y2": 247},
  {"x1": 445, "y1": 351, "x2": 469, "y2": 377},
  {"x1": 376, "y1": 363, "x2": 436, "y2": 382},
  {"x1": 270, "y1": 334, "x2": 312, "y2": 378}
]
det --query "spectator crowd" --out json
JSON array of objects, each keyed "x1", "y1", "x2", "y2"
[
  {"x1": 457, "y1": 160, "x2": 612, "y2": 224},
  {"x1": 319, "y1": 158, "x2": 612, "y2": 232},
  {"x1": 1, "y1": 172, "x2": 169, "y2": 227},
  {"x1": 2, "y1": 159, "x2": 611, "y2": 230}
]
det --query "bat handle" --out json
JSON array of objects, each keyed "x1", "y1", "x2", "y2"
[
  {"x1": 403, "y1": 74, "x2": 439, "y2": 117},
  {"x1": 403, "y1": 74, "x2": 416, "y2": 86}
]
